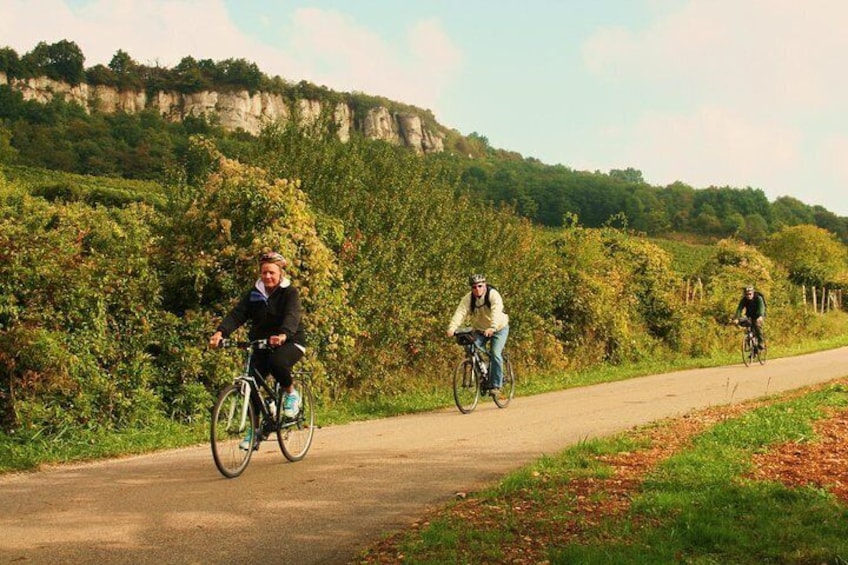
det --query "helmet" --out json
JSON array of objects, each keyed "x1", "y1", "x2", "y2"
[
  {"x1": 468, "y1": 274, "x2": 486, "y2": 287},
  {"x1": 744, "y1": 286, "x2": 755, "y2": 293}
]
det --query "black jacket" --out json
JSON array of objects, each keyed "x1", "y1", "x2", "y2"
[
  {"x1": 736, "y1": 293, "x2": 766, "y2": 319},
  {"x1": 217, "y1": 280, "x2": 306, "y2": 345}
]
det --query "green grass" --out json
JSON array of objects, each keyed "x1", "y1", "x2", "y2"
[
  {"x1": 0, "y1": 417, "x2": 208, "y2": 473},
  {"x1": 365, "y1": 381, "x2": 848, "y2": 564},
  {"x1": 552, "y1": 383, "x2": 848, "y2": 564},
  {"x1": 2, "y1": 164, "x2": 166, "y2": 208},
  {"x1": 2, "y1": 322, "x2": 847, "y2": 474}
]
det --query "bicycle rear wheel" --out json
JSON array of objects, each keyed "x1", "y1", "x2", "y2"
[
  {"x1": 742, "y1": 336, "x2": 752, "y2": 367},
  {"x1": 278, "y1": 380, "x2": 315, "y2": 462},
  {"x1": 453, "y1": 359, "x2": 479, "y2": 414},
  {"x1": 211, "y1": 383, "x2": 256, "y2": 479},
  {"x1": 492, "y1": 353, "x2": 515, "y2": 409}
]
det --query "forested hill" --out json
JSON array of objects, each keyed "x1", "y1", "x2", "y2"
[{"x1": 1, "y1": 39, "x2": 846, "y2": 244}]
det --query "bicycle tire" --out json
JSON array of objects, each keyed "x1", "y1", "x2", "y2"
[
  {"x1": 211, "y1": 383, "x2": 256, "y2": 479},
  {"x1": 492, "y1": 353, "x2": 515, "y2": 409},
  {"x1": 278, "y1": 380, "x2": 315, "y2": 462},
  {"x1": 756, "y1": 343, "x2": 767, "y2": 365},
  {"x1": 453, "y1": 358, "x2": 479, "y2": 414},
  {"x1": 742, "y1": 335, "x2": 753, "y2": 367}
]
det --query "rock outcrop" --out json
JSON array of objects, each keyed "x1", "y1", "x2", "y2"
[{"x1": 0, "y1": 71, "x2": 444, "y2": 153}]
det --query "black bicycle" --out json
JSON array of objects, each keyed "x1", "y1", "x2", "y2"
[
  {"x1": 210, "y1": 339, "x2": 315, "y2": 478},
  {"x1": 737, "y1": 317, "x2": 766, "y2": 366},
  {"x1": 452, "y1": 328, "x2": 515, "y2": 414}
]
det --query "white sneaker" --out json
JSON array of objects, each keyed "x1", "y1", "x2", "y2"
[{"x1": 283, "y1": 389, "x2": 301, "y2": 419}]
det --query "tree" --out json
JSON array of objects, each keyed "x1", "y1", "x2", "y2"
[
  {"x1": 812, "y1": 206, "x2": 848, "y2": 244},
  {"x1": 0, "y1": 125, "x2": 18, "y2": 164},
  {"x1": 0, "y1": 46, "x2": 22, "y2": 76},
  {"x1": 609, "y1": 167, "x2": 644, "y2": 184},
  {"x1": 108, "y1": 49, "x2": 142, "y2": 89},
  {"x1": 741, "y1": 213, "x2": 769, "y2": 244},
  {"x1": 22, "y1": 40, "x2": 85, "y2": 84},
  {"x1": 771, "y1": 196, "x2": 814, "y2": 228},
  {"x1": 763, "y1": 225, "x2": 848, "y2": 287},
  {"x1": 108, "y1": 49, "x2": 135, "y2": 75},
  {"x1": 86, "y1": 63, "x2": 116, "y2": 86},
  {"x1": 216, "y1": 58, "x2": 262, "y2": 92}
]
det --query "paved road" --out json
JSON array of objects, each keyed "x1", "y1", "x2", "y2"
[{"x1": 1, "y1": 347, "x2": 847, "y2": 565}]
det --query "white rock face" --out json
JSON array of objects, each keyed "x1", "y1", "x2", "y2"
[{"x1": 0, "y1": 74, "x2": 445, "y2": 152}]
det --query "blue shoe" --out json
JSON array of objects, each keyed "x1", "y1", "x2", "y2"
[
  {"x1": 239, "y1": 429, "x2": 260, "y2": 451},
  {"x1": 283, "y1": 389, "x2": 301, "y2": 419}
]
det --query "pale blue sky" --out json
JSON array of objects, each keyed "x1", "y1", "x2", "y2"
[{"x1": 3, "y1": 0, "x2": 848, "y2": 216}]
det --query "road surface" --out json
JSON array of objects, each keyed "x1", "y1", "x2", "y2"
[{"x1": 1, "y1": 347, "x2": 846, "y2": 564}]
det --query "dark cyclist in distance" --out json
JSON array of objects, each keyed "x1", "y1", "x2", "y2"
[
  {"x1": 209, "y1": 251, "x2": 306, "y2": 449},
  {"x1": 735, "y1": 285, "x2": 766, "y2": 351},
  {"x1": 446, "y1": 274, "x2": 510, "y2": 393}
]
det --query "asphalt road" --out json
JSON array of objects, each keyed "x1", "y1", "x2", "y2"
[{"x1": 1, "y1": 346, "x2": 847, "y2": 565}]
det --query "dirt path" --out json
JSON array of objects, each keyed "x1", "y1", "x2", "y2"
[{"x1": 1, "y1": 347, "x2": 847, "y2": 565}]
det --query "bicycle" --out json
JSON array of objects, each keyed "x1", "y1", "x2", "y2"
[
  {"x1": 452, "y1": 328, "x2": 515, "y2": 414},
  {"x1": 210, "y1": 338, "x2": 315, "y2": 478},
  {"x1": 737, "y1": 317, "x2": 766, "y2": 366}
]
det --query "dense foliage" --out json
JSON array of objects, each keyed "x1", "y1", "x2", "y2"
[
  {"x1": 1, "y1": 40, "x2": 847, "y2": 446},
  {"x1": 2, "y1": 40, "x2": 847, "y2": 248},
  {"x1": 454, "y1": 157, "x2": 848, "y2": 244}
]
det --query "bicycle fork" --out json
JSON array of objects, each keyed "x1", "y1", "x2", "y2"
[{"x1": 227, "y1": 378, "x2": 251, "y2": 433}]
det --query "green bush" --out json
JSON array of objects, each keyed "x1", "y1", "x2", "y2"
[{"x1": 0, "y1": 186, "x2": 166, "y2": 432}]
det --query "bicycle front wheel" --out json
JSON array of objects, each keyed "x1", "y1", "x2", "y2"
[
  {"x1": 756, "y1": 343, "x2": 767, "y2": 365},
  {"x1": 741, "y1": 336, "x2": 752, "y2": 367},
  {"x1": 492, "y1": 354, "x2": 516, "y2": 409},
  {"x1": 453, "y1": 359, "x2": 480, "y2": 414},
  {"x1": 211, "y1": 383, "x2": 256, "y2": 479},
  {"x1": 278, "y1": 380, "x2": 315, "y2": 462}
]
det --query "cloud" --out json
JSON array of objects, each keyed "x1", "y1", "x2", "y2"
[
  {"x1": 579, "y1": 0, "x2": 848, "y2": 214},
  {"x1": 583, "y1": 0, "x2": 848, "y2": 112},
  {"x1": 0, "y1": 0, "x2": 283, "y2": 68},
  {"x1": 283, "y1": 8, "x2": 462, "y2": 111},
  {"x1": 0, "y1": 1, "x2": 463, "y2": 114},
  {"x1": 620, "y1": 106, "x2": 798, "y2": 189}
]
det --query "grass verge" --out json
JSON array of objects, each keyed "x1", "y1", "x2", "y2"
[
  {"x1": 357, "y1": 380, "x2": 848, "y2": 564},
  {"x1": 2, "y1": 328, "x2": 847, "y2": 474}
]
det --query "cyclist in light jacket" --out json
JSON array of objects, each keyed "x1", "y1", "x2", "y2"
[{"x1": 446, "y1": 274, "x2": 510, "y2": 392}]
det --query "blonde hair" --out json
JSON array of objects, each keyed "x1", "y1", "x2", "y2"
[{"x1": 259, "y1": 251, "x2": 287, "y2": 270}]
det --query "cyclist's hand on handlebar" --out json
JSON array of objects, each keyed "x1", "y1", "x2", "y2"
[
  {"x1": 208, "y1": 331, "x2": 223, "y2": 349},
  {"x1": 269, "y1": 333, "x2": 287, "y2": 347},
  {"x1": 446, "y1": 329, "x2": 455, "y2": 338},
  {"x1": 483, "y1": 328, "x2": 494, "y2": 338}
]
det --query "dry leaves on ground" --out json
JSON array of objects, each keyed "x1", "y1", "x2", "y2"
[{"x1": 356, "y1": 379, "x2": 848, "y2": 564}]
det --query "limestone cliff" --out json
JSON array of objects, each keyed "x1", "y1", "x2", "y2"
[{"x1": 0, "y1": 71, "x2": 444, "y2": 154}]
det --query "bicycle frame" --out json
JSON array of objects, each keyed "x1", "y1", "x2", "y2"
[
  {"x1": 221, "y1": 339, "x2": 297, "y2": 433},
  {"x1": 234, "y1": 343, "x2": 276, "y2": 428},
  {"x1": 459, "y1": 339, "x2": 490, "y2": 382},
  {"x1": 452, "y1": 328, "x2": 515, "y2": 413},
  {"x1": 738, "y1": 318, "x2": 765, "y2": 366},
  {"x1": 211, "y1": 338, "x2": 316, "y2": 478}
]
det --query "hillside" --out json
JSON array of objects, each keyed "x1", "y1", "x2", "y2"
[
  {"x1": 1, "y1": 41, "x2": 847, "y2": 468},
  {"x1": 3, "y1": 40, "x2": 848, "y2": 247}
]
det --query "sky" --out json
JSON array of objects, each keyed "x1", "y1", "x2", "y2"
[{"x1": 2, "y1": 0, "x2": 847, "y2": 216}]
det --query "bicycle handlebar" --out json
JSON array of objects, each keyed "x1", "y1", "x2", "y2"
[
  {"x1": 217, "y1": 338, "x2": 271, "y2": 350},
  {"x1": 453, "y1": 328, "x2": 478, "y2": 346}
]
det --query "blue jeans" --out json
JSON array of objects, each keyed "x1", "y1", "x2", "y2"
[{"x1": 474, "y1": 325, "x2": 509, "y2": 388}]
